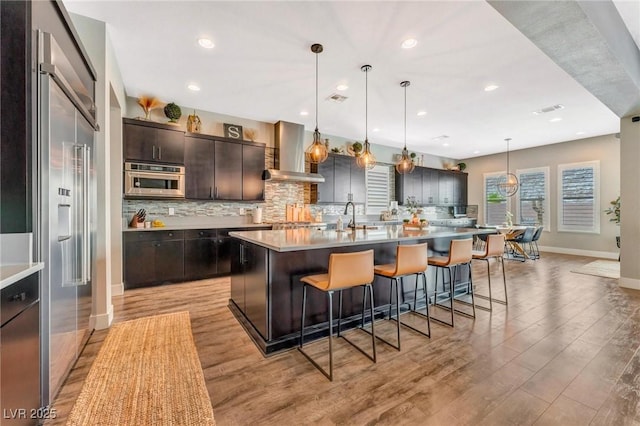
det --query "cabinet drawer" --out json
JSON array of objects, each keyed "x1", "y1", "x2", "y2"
[
  {"x1": 124, "y1": 230, "x2": 184, "y2": 242},
  {"x1": 1, "y1": 273, "x2": 38, "y2": 326},
  {"x1": 185, "y1": 229, "x2": 217, "y2": 239}
]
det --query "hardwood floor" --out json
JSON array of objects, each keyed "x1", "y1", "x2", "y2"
[{"x1": 48, "y1": 254, "x2": 640, "y2": 425}]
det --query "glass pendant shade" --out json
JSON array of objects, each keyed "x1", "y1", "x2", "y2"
[
  {"x1": 356, "y1": 139, "x2": 376, "y2": 170},
  {"x1": 396, "y1": 80, "x2": 415, "y2": 174},
  {"x1": 306, "y1": 128, "x2": 328, "y2": 163},
  {"x1": 396, "y1": 147, "x2": 415, "y2": 174},
  {"x1": 496, "y1": 137, "x2": 519, "y2": 197},
  {"x1": 357, "y1": 64, "x2": 376, "y2": 170},
  {"x1": 306, "y1": 43, "x2": 328, "y2": 164}
]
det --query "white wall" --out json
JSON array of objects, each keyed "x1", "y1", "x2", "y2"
[{"x1": 463, "y1": 134, "x2": 620, "y2": 257}]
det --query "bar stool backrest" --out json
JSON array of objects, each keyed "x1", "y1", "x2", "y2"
[
  {"x1": 448, "y1": 238, "x2": 473, "y2": 265},
  {"x1": 484, "y1": 234, "x2": 506, "y2": 257},
  {"x1": 327, "y1": 249, "x2": 374, "y2": 290},
  {"x1": 394, "y1": 243, "x2": 429, "y2": 276}
]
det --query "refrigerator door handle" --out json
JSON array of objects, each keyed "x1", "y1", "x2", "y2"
[{"x1": 81, "y1": 145, "x2": 91, "y2": 285}]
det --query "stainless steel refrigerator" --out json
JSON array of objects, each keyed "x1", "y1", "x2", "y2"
[{"x1": 35, "y1": 31, "x2": 98, "y2": 406}]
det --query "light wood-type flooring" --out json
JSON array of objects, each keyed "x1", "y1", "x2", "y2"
[{"x1": 48, "y1": 253, "x2": 640, "y2": 425}]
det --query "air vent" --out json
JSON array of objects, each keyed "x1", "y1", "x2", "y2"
[
  {"x1": 327, "y1": 93, "x2": 348, "y2": 103},
  {"x1": 431, "y1": 135, "x2": 450, "y2": 141},
  {"x1": 533, "y1": 104, "x2": 564, "y2": 115}
]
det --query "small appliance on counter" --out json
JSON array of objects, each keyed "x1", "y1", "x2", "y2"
[{"x1": 253, "y1": 207, "x2": 263, "y2": 224}]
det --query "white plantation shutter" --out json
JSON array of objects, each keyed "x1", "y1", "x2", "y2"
[
  {"x1": 366, "y1": 165, "x2": 391, "y2": 214},
  {"x1": 484, "y1": 172, "x2": 507, "y2": 226},
  {"x1": 516, "y1": 167, "x2": 549, "y2": 228},
  {"x1": 558, "y1": 161, "x2": 600, "y2": 233}
]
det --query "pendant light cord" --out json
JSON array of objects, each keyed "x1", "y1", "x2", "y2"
[
  {"x1": 506, "y1": 138, "x2": 511, "y2": 173},
  {"x1": 315, "y1": 51, "x2": 319, "y2": 132},
  {"x1": 365, "y1": 67, "x2": 368, "y2": 141},
  {"x1": 403, "y1": 84, "x2": 407, "y2": 150}
]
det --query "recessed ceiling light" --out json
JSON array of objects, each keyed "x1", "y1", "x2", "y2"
[
  {"x1": 373, "y1": 128, "x2": 380, "y2": 132},
  {"x1": 187, "y1": 84, "x2": 201, "y2": 91},
  {"x1": 401, "y1": 38, "x2": 418, "y2": 49},
  {"x1": 484, "y1": 84, "x2": 499, "y2": 92},
  {"x1": 197, "y1": 38, "x2": 215, "y2": 49},
  {"x1": 473, "y1": 150, "x2": 480, "y2": 154},
  {"x1": 576, "y1": 131, "x2": 585, "y2": 135},
  {"x1": 417, "y1": 111, "x2": 427, "y2": 116},
  {"x1": 336, "y1": 84, "x2": 349, "y2": 91},
  {"x1": 549, "y1": 117, "x2": 562, "y2": 122},
  {"x1": 442, "y1": 143, "x2": 449, "y2": 147},
  {"x1": 300, "y1": 111, "x2": 309, "y2": 116}
]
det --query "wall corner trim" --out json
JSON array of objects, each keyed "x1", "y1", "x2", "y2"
[
  {"x1": 89, "y1": 304, "x2": 114, "y2": 330},
  {"x1": 619, "y1": 277, "x2": 640, "y2": 290},
  {"x1": 111, "y1": 282, "x2": 124, "y2": 296}
]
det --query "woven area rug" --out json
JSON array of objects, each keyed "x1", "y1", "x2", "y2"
[
  {"x1": 571, "y1": 259, "x2": 620, "y2": 279},
  {"x1": 66, "y1": 312, "x2": 215, "y2": 426}
]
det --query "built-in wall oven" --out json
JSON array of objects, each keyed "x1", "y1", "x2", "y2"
[{"x1": 124, "y1": 162, "x2": 185, "y2": 198}]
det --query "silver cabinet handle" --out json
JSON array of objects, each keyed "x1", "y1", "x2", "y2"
[
  {"x1": 81, "y1": 145, "x2": 91, "y2": 285},
  {"x1": 158, "y1": 146, "x2": 162, "y2": 159},
  {"x1": 152, "y1": 145, "x2": 156, "y2": 159}
]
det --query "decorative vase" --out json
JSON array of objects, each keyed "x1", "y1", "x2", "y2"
[
  {"x1": 411, "y1": 213, "x2": 420, "y2": 224},
  {"x1": 187, "y1": 110, "x2": 202, "y2": 133}
]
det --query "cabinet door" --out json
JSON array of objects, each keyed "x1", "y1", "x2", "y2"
[
  {"x1": 244, "y1": 244, "x2": 268, "y2": 339},
  {"x1": 333, "y1": 155, "x2": 352, "y2": 203},
  {"x1": 422, "y1": 168, "x2": 439, "y2": 205},
  {"x1": 184, "y1": 238, "x2": 217, "y2": 279},
  {"x1": 184, "y1": 136, "x2": 214, "y2": 199},
  {"x1": 242, "y1": 144, "x2": 265, "y2": 201},
  {"x1": 438, "y1": 170, "x2": 454, "y2": 205},
  {"x1": 124, "y1": 123, "x2": 156, "y2": 162},
  {"x1": 350, "y1": 161, "x2": 366, "y2": 203},
  {"x1": 155, "y1": 128, "x2": 184, "y2": 164},
  {"x1": 154, "y1": 239, "x2": 184, "y2": 282},
  {"x1": 216, "y1": 236, "x2": 233, "y2": 276},
  {"x1": 230, "y1": 240, "x2": 245, "y2": 312},
  {"x1": 316, "y1": 155, "x2": 335, "y2": 203},
  {"x1": 408, "y1": 169, "x2": 423, "y2": 205},
  {"x1": 214, "y1": 141, "x2": 243, "y2": 200},
  {"x1": 124, "y1": 240, "x2": 157, "y2": 288},
  {"x1": 453, "y1": 173, "x2": 468, "y2": 205}
]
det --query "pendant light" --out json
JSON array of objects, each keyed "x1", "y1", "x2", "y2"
[
  {"x1": 356, "y1": 65, "x2": 377, "y2": 170},
  {"x1": 497, "y1": 137, "x2": 519, "y2": 197},
  {"x1": 395, "y1": 80, "x2": 415, "y2": 174},
  {"x1": 305, "y1": 43, "x2": 329, "y2": 164}
]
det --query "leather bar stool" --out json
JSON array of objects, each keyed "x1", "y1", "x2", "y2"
[
  {"x1": 427, "y1": 238, "x2": 474, "y2": 327},
  {"x1": 471, "y1": 233, "x2": 507, "y2": 311},
  {"x1": 298, "y1": 250, "x2": 376, "y2": 381},
  {"x1": 372, "y1": 243, "x2": 430, "y2": 351}
]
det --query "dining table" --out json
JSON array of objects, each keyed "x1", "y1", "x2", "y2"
[{"x1": 494, "y1": 225, "x2": 530, "y2": 259}]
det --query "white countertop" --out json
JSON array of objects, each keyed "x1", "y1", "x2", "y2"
[
  {"x1": 0, "y1": 263, "x2": 44, "y2": 290},
  {"x1": 230, "y1": 225, "x2": 494, "y2": 252}
]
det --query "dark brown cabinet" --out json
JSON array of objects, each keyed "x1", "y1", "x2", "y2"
[
  {"x1": 314, "y1": 153, "x2": 366, "y2": 204},
  {"x1": 242, "y1": 144, "x2": 265, "y2": 201},
  {"x1": 231, "y1": 240, "x2": 269, "y2": 339},
  {"x1": 184, "y1": 230, "x2": 218, "y2": 280},
  {"x1": 123, "y1": 230, "x2": 185, "y2": 289},
  {"x1": 214, "y1": 140, "x2": 243, "y2": 200},
  {"x1": 123, "y1": 118, "x2": 184, "y2": 164},
  {"x1": 184, "y1": 136, "x2": 215, "y2": 199},
  {"x1": 396, "y1": 167, "x2": 466, "y2": 206}
]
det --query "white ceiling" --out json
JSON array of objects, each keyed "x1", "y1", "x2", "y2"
[{"x1": 64, "y1": 0, "x2": 631, "y2": 159}]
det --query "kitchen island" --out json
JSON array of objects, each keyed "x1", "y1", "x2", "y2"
[{"x1": 229, "y1": 225, "x2": 495, "y2": 355}]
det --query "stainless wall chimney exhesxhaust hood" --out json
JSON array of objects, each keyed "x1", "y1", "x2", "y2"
[{"x1": 263, "y1": 121, "x2": 325, "y2": 183}]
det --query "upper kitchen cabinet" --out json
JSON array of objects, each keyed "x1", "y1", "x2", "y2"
[
  {"x1": 184, "y1": 135, "x2": 215, "y2": 199},
  {"x1": 422, "y1": 168, "x2": 439, "y2": 205},
  {"x1": 438, "y1": 170, "x2": 467, "y2": 205},
  {"x1": 395, "y1": 168, "x2": 423, "y2": 205},
  {"x1": 452, "y1": 171, "x2": 468, "y2": 205},
  {"x1": 123, "y1": 118, "x2": 184, "y2": 164},
  {"x1": 312, "y1": 153, "x2": 365, "y2": 204},
  {"x1": 242, "y1": 143, "x2": 265, "y2": 201},
  {"x1": 214, "y1": 140, "x2": 243, "y2": 200}
]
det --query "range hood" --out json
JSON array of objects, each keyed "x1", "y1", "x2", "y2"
[{"x1": 263, "y1": 121, "x2": 325, "y2": 183}]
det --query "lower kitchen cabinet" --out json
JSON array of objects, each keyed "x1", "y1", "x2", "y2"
[
  {"x1": 124, "y1": 227, "x2": 270, "y2": 288},
  {"x1": 124, "y1": 230, "x2": 185, "y2": 289},
  {"x1": 230, "y1": 240, "x2": 268, "y2": 339}
]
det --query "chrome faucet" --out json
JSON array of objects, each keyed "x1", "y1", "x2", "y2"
[{"x1": 344, "y1": 201, "x2": 356, "y2": 229}]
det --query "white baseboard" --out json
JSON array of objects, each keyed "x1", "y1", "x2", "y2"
[
  {"x1": 619, "y1": 277, "x2": 640, "y2": 290},
  {"x1": 89, "y1": 304, "x2": 114, "y2": 330},
  {"x1": 538, "y1": 245, "x2": 618, "y2": 260},
  {"x1": 112, "y1": 282, "x2": 124, "y2": 296}
]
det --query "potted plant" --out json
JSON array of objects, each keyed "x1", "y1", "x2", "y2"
[
  {"x1": 164, "y1": 102, "x2": 182, "y2": 124},
  {"x1": 605, "y1": 196, "x2": 621, "y2": 250},
  {"x1": 487, "y1": 192, "x2": 504, "y2": 204},
  {"x1": 352, "y1": 141, "x2": 363, "y2": 156},
  {"x1": 410, "y1": 152, "x2": 416, "y2": 163},
  {"x1": 405, "y1": 197, "x2": 423, "y2": 224},
  {"x1": 457, "y1": 162, "x2": 466, "y2": 172}
]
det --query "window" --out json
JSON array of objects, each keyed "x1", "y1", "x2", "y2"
[
  {"x1": 557, "y1": 161, "x2": 600, "y2": 233},
  {"x1": 366, "y1": 164, "x2": 391, "y2": 214},
  {"x1": 516, "y1": 167, "x2": 549, "y2": 229},
  {"x1": 483, "y1": 172, "x2": 507, "y2": 226}
]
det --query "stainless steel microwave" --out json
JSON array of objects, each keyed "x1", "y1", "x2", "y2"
[{"x1": 124, "y1": 162, "x2": 185, "y2": 198}]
